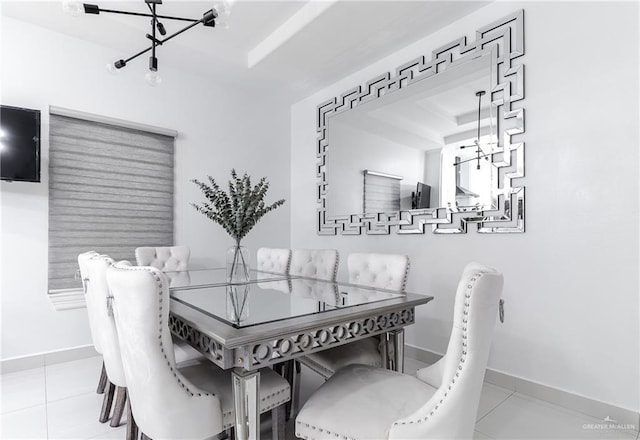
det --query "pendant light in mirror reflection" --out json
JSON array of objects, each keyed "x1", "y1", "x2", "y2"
[
  {"x1": 445, "y1": 90, "x2": 497, "y2": 212},
  {"x1": 62, "y1": 0, "x2": 235, "y2": 86},
  {"x1": 453, "y1": 91, "x2": 495, "y2": 170}
]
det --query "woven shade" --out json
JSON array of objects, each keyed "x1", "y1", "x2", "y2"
[{"x1": 48, "y1": 114, "x2": 174, "y2": 292}]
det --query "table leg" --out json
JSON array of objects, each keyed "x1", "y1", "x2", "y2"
[
  {"x1": 389, "y1": 329, "x2": 405, "y2": 373},
  {"x1": 232, "y1": 368, "x2": 260, "y2": 440},
  {"x1": 379, "y1": 334, "x2": 389, "y2": 369}
]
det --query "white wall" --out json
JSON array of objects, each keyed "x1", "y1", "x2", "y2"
[
  {"x1": 0, "y1": 17, "x2": 291, "y2": 360},
  {"x1": 290, "y1": 1, "x2": 639, "y2": 412},
  {"x1": 327, "y1": 119, "x2": 424, "y2": 214}
]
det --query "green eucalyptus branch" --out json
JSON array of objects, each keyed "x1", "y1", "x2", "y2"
[{"x1": 192, "y1": 169, "x2": 286, "y2": 243}]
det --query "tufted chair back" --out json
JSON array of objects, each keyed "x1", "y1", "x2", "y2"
[
  {"x1": 86, "y1": 254, "x2": 126, "y2": 388},
  {"x1": 107, "y1": 261, "x2": 223, "y2": 439},
  {"x1": 135, "y1": 246, "x2": 190, "y2": 272},
  {"x1": 347, "y1": 253, "x2": 410, "y2": 292},
  {"x1": 290, "y1": 249, "x2": 339, "y2": 281},
  {"x1": 390, "y1": 262, "x2": 503, "y2": 439},
  {"x1": 257, "y1": 248, "x2": 291, "y2": 274},
  {"x1": 78, "y1": 251, "x2": 101, "y2": 353},
  {"x1": 289, "y1": 278, "x2": 339, "y2": 303}
]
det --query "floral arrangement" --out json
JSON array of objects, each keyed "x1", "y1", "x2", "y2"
[{"x1": 191, "y1": 169, "x2": 285, "y2": 245}]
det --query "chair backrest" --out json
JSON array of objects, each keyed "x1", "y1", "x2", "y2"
[
  {"x1": 107, "y1": 261, "x2": 223, "y2": 439},
  {"x1": 135, "y1": 246, "x2": 190, "y2": 272},
  {"x1": 86, "y1": 254, "x2": 126, "y2": 387},
  {"x1": 290, "y1": 249, "x2": 339, "y2": 281},
  {"x1": 390, "y1": 262, "x2": 503, "y2": 439},
  {"x1": 78, "y1": 251, "x2": 101, "y2": 353},
  {"x1": 289, "y1": 278, "x2": 339, "y2": 303},
  {"x1": 257, "y1": 248, "x2": 291, "y2": 274},
  {"x1": 347, "y1": 253, "x2": 410, "y2": 292}
]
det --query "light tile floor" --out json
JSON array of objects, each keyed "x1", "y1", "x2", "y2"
[{"x1": 1, "y1": 355, "x2": 638, "y2": 440}]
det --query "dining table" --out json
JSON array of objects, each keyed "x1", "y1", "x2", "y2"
[{"x1": 166, "y1": 268, "x2": 433, "y2": 440}]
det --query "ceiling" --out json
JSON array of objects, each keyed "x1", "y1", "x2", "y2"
[
  {"x1": 334, "y1": 52, "x2": 496, "y2": 151},
  {"x1": 1, "y1": 0, "x2": 491, "y2": 101}
]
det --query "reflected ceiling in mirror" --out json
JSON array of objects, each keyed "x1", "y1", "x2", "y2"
[
  {"x1": 317, "y1": 10, "x2": 525, "y2": 235},
  {"x1": 327, "y1": 54, "x2": 496, "y2": 217}
]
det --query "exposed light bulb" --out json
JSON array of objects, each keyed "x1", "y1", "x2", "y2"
[
  {"x1": 106, "y1": 63, "x2": 119, "y2": 75},
  {"x1": 216, "y1": 0, "x2": 232, "y2": 17},
  {"x1": 145, "y1": 71, "x2": 162, "y2": 87},
  {"x1": 214, "y1": 0, "x2": 232, "y2": 29},
  {"x1": 62, "y1": 0, "x2": 83, "y2": 17}
]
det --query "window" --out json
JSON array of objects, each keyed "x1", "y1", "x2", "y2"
[
  {"x1": 48, "y1": 110, "x2": 175, "y2": 293},
  {"x1": 363, "y1": 170, "x2": 402, "y2": 213}
]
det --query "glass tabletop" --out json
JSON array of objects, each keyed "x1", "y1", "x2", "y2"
[
  {"x1": 170, "y1": 277, "x2": 404, "y2": 328},
  {"x1": 164, "y1": 268, "x2": 291, "y2": 290}
]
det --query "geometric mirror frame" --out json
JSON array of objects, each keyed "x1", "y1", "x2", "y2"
[{"x1": 316, "y1": 10, "x2": 525, "y2": 235}]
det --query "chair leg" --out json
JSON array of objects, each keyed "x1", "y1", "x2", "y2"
[
  {"x1": 96, "y1": 361, "x2": 107, "y2": 394},
  {"x1": 99, "y1": 381, "x2": 116, "y2": 423},
  {"x1": 126, "y1": 400, "x2": 138, "y2": 440},
  {"x1": 289, "y1": 360, "x2": 301, "y2": 420},
  {"x1": 110, "y1": 386, "x2": 127, "y2": 427},
  {"x1": 280, "y1": 360, "x2": 294, "y2": 420},
  {"x1": 272, "y1": 405, "x2": 286, "y2": 440}
]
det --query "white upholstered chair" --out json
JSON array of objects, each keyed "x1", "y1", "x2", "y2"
[
  {"x1": 347, "y1": 252, "x2": 410, "y2": 292},
  {"x1": 135, "y1": 246, "x2": 190, "y2": 271},
  {"x1": 257, "y1": 247, "x2": 291, "y2": 274},
  {"x1": 135, "y1": 246, "x2": 202, "y2": 363},
  {"x1": 298, "y1": 253, "x2": 410, "y2": 379},
  {"x1": 78, "y1": 251, "x2": 108, "y2": 395},
  {"x1": 106, "y1": 261, "x2": 291, "y2": 440},
  {"x1": 289, "y1": 249, "x2": 339, "y2": 281},
  {"x1": 86, "y1": 255, "x2": 129, "y2": 428},
  {"x1": 295, "y1": 262, "x2": 504, "y2": 440}
]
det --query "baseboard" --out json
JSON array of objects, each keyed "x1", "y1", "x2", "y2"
[
  {"x1": 1, "y1": 344, "x2": 99, "y2": 374},
  {"x1": 405, "y1": 344, "x2": 639, "y2": 429}
]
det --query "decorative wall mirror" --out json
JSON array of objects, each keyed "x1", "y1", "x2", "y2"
[{"x1": 317, "y1": 10, "x2": 525, "y2": 235}]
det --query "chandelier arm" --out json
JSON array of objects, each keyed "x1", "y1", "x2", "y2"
[
  {"x1": 122, "y1": 46, "x2": 154, "y2": 65},
  {"x1": 115, "y1": 14, "x2": 211, "y2": 67},
  {"x1": 150, "y1": 2, "x2": 157, "y2": 68},
  {"x1": 89, "y1": 6, "x2": 200, "y2": 23},
  {"x1": 159, "y1": 17, "x2": 208, "y2": 44},
  {"x1": 453, "y1": 153, "x2": 492, "y2": 167}
]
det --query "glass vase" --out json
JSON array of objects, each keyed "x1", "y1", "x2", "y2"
[
  {"x1": 226, "y1": 244, "x2": 250, "y2": 284},
  {"x1": 226, "y1": 284, "x2": 250, "y2": 325}
]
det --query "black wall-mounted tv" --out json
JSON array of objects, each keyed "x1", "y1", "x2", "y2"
[
  {"x1": 0, "y1": 105, "x2": 41, "y2": 182},
  {"x1": 412, "y1": 182, "x2": 431, "y2": 209}
]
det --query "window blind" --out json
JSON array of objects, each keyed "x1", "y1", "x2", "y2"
[
  {"x1": 48, "y1": 114, "x2": 175, "y2": 292},
  {"x1": 363, "y1": 170, "x2": 402, "y2": 213}
]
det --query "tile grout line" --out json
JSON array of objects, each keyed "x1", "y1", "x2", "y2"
[
  {"x1": 44, "y1": 364, "x2": 50, "y2": 439},
  {"x1": 475, "y1": 389, "x2": 517, "y2": 425}
]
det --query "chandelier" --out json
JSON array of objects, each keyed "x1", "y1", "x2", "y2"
[
  {"x1": 453, "y1": 90, "x2": 494, "y2": 170},
  {"x1": 63, "y1": 0, "x2": 232, "y2": 85}
]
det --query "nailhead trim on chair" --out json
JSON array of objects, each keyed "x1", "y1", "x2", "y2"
[
  {"x1": 393, "y1": 270, "x2": 487, "y2": 426},
  {"x1": 400, "y1": 258, "x2": 410, "y2": 293},
  {"x1": 221, "y1": 395, "x2": 291, "y2": 429},
  {"x1": 113, "y1": 264, "x2": 214, "y2": 399},
  {"x1": 295, "y1": 420, "x2": 356, "y2": 440}
]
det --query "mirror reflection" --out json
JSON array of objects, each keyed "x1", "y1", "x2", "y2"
[{"x1": 326, "y1": 54, "x2": 497, "y2": 218}]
